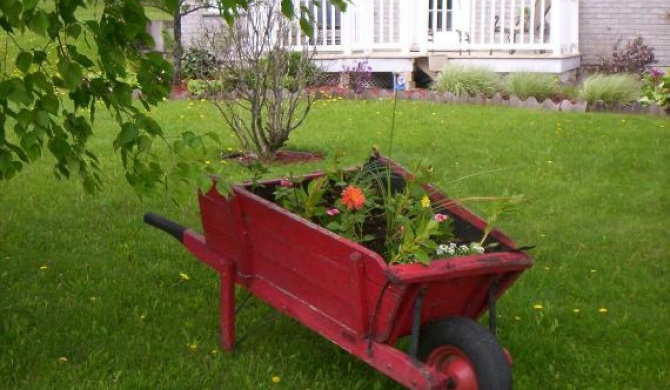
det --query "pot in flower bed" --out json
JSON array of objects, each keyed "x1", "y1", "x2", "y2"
[{"x1": 146, "y1": 154, "x2": 533, "y2": 389}]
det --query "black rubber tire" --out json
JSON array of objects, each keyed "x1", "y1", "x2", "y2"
[{"x1": 417, "y1": 316, "x2": 512, "y2": 390}]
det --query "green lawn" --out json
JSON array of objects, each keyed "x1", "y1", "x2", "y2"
[{"x1": 1, "y1": 98, "x2": 669, "y2": 389}]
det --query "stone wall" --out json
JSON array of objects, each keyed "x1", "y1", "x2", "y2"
[{"x1": 580, "y1": 1, "x2": 670, "y2": 69}]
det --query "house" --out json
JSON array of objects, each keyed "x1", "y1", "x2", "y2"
[{"x1": 179, "y1": 1, "x2": 670, "y2": 88}]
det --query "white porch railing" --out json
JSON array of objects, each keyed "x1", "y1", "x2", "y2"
[{"x1": 287, "y1": 0, "x2": 579, "y2": 56}]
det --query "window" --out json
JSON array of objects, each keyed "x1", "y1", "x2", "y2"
[{"x1": 428, "y1": 0, "x2": 453, "y2": 33}]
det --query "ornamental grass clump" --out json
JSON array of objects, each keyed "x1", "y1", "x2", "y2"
[
  {"x1": 505, "y1": 72, "x2": 558, "y2": 101},
  {"x1": 431, "y1": 64, "x2": 501, "y2": 97},
  {"x1": 579, "y1": 73, "x2": 642, "y2": 105}
]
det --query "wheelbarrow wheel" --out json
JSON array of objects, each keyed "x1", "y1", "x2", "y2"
[{"x1": 417, "y1": 316, "x2": 511, "y2": 390}]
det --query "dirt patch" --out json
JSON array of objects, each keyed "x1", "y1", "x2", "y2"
[{"x1": 223, "y1": 150, "x2": 324, "y2": 165}]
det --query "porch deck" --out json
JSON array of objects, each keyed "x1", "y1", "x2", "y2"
[{"x1": 290, "y1": 0, "x2": 580, "y2": 76}]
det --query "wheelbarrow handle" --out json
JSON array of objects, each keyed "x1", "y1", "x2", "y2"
[{"x1": 144, "y1": 212, "x2": 187, "y2": 243}]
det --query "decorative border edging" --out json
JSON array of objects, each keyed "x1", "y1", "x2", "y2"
[{"x1": 313, "y1": 88, "x2": 669, "y2": 117}]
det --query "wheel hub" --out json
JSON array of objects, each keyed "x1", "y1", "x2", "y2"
[{"x1": 427, "y1": 346, "x2": 479, "y2": 390}]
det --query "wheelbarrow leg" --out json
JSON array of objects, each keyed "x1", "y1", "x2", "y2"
[{"x1": 220, "y1": 261, "x2": 236, "y2": 350}]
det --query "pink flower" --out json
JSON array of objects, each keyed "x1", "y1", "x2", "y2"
[
  {"x1": 434, "y1": 213, "x2": 449, "y2": 223},
  {"x1": 326, "y1": 208, "x2": 340, "y2": 216},
  {"x1": 280, "y1": 179, "x2": 293, "y2": 188}
]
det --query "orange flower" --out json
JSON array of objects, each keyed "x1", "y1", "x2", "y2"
[{"x1": 341, "y1": 185, "x2": 366, "y2": 210}]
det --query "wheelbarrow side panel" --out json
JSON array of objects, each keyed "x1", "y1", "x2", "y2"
[{"x1": 200, "y1": 184, "x2": 402, "y2": 339}]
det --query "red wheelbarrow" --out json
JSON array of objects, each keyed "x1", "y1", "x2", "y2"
[{"x1": 144, "y1": 158, "x2": 533, "y2": 389}]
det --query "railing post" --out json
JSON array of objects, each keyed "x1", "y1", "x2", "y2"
[
  {"x1": 416, "y1": 0, "x2": 429, "y2": 53},
  {"x1": 550, "y1": 0, "x2": 563, "y2": 55},
  {"x1": 400, "y1": 0, "x2": 410, "y2": 53}
]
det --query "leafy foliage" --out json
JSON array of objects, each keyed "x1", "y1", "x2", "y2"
[
  {"x1": 597, "y1": 36, "x2": 657, "y2": 75},
  {"x1": 0, "y1": 0, "x2": 349, "y2": 192},
  {"x1": 639, "y1": 68, "x2": 670, "y2": 109},
  {"x1": 0, "y1": 0, "x2": 176, "y2": 193},
  {"x1": 181, "y1": 47, "x2": 219, "y2": 80}
]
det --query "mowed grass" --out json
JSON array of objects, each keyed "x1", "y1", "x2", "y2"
[{"x1": 1, "y1": 98, "x2": 669, "y2": 389}]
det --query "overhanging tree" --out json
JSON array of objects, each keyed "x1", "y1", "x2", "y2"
[{"x1": 0, "y1": 0, "x2": 349, "y2": 192}]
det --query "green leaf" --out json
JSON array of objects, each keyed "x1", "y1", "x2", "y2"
[
  {"x1": 28, "y1": 10, "x2": 50, "y2": 36},
  {"x1": 281, "y1": 0, "x2": 295, "y2": 18},
  {"x1": 66, "y1": 23, "x2": 81, "y2": 39},
  {"x1": 23, "y1": 0, "x2": 38, "y2": 10},
  {"x1": 414, "y1": 251, "x2": 431, "y2": 265},
  {"x1": 32, "y1": 50, "x2": 47, "y2": 65},
  {"x1": 40, "y1": 93, "x2": 60, "y2": 113},
  {"x1": 57, "y1": 60, "x2": 83, "y2": 90},
  {"x1": 114, "y1": 122, "x2": 138, "y2": 150},
  {"x1": 299, "y1": 15, "x2": 313, "y2": 38},
  {"x1": 15, "y1": 52, "x2": 33, "y2": 73},
  {"x1": 137, "y1": 134, "x2": 152, "y2": 152}
]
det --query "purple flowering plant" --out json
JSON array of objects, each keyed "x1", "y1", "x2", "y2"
[{"x1": 640, "y1": 67, "x2": 670, "y2": 109}]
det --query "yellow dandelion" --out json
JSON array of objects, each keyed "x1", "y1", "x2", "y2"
[
  {"x1": 543, "y1": 266, "x2": 550, "y2": 270},
  {"x1": 533, "y1": 303, "x2": 543, "y2": 310},
  {"x1": 421, "y1": 195, "x2": 431, "y2": 208},
  {"x1": 598, "y1": 308, "x2": 608, "y2": 313},
  {"x1": 180, "y1": 272, "x2": 190, "y2": 281},
  {"x1": 188, "y1": 343, "x2": 198, "y2": 351},
  {"x1": 514, "y1": 316, "x2": 522, "y2": 321},
  {"x1": 57, "y1": 357, "x2": 68, "y2": 363},
  {"x1": 40, "y1": 265, "x2": 48, "y2": 270},
  {"x1": 589, "y1": 269, "x2": 597, "y2": 273},
  {"x1": 211, "y1": 349, "x2": 219, "y2": 355},
  {"x1": 140, "y1": 314, "x2": 146, "y2": 320},
  {"x1": 272, "y1": 376, "x2": 281, "y2": 383},
  {"x1": 573, "y1": 308, "x2": 580, "y2": 313}
]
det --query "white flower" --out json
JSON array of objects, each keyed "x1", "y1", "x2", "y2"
[{"x1": 436, "y1": 243, "x2": 457, "y2": 256}]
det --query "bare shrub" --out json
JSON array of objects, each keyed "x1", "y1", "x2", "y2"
[{"x1": 197, "y1": 1, "x2": 321, "y2": 160}]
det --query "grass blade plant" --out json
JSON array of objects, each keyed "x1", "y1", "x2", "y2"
[
  {"x1": 579, "y1": 73, "x2": 643, "y2": 104},
  {"x1": 505, "y1": 72, "x2": 558, "y2": 101},
  {"x1": 430, "y1": 64, "x2": 500, "y2": 97}
]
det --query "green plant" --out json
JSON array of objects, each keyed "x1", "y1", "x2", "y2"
[
  {"x1": 639, "y1": 67, "x2": 670, "y2": 108},
  {"x1": 272, "y1": 154, "x2": 459, "y2": 264},
  {"x1": 181, "y1": 47, "x2": 218, "y2": 80},
  {"x1": 505, "y1": 72, "x2": 558, "y2": 101},
  {"x1": 597, "y1": 36, "x2": 656, "y2": 75},
  {"x1": 343, "y1": 60, "x2": 373, "y2": 94},
  {"x1": 199, "y1": 0, "x2": 318, "y2": 160},
  {"x1": 579, "y1": 73, "x2": 642, "y2": 104},
  {"x1": 431, "y1": 64, "x2": 501, "y2": 97}
]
